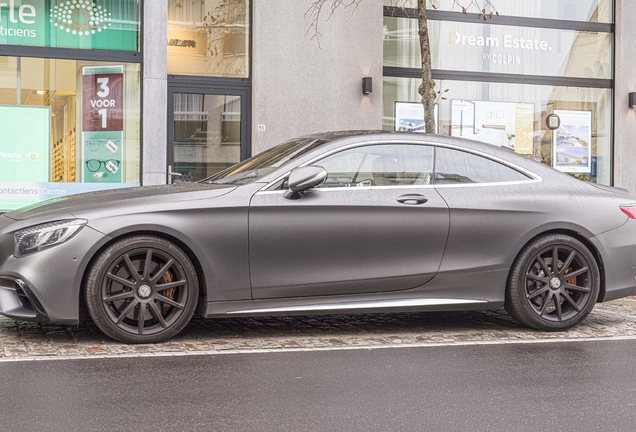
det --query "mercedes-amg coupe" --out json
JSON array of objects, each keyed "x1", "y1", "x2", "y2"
[{"x1": 1, "y1": 131, "x2": 635, "y2": 343}]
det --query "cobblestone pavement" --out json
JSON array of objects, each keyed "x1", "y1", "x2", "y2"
[{"x1": 2, "y1": 299, "x2": 636, "y2": 360}]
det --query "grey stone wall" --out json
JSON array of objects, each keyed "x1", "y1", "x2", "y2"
[
  {"x1": 251, "y1": 0, "x2": 384, "y2": 155},
  {"x1": 614, "y1": 0, "x2": 636, "y2": 193},
  {"x1": 142, "y1": 0, "x2": 168, "y2": 185}
]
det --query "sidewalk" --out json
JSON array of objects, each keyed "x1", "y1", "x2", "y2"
[{"x1": 2, "y1": 299, "x2": 636, "y2": 360}]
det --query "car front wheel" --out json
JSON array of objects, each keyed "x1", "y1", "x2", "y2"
[
  {"x1": 505, "y1": 234, "x2": 600, "y2": 331},
  {"x1": 85, "y1": 235, "x2": 199, "y2": 344}
]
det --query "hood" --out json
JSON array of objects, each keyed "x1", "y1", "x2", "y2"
[{"x1": 4, "y1": 183, "x2": 235, "y2": 221}]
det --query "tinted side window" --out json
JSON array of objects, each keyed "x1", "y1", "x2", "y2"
[
  {"x1": 434, "y1": 147, "x2": 530, "y2": 184},
  {"x1": 314, "y1": 144, "x2": 434, "y2": 188}
]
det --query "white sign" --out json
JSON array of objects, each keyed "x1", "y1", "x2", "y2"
[
  {"x1": 394, "y1": 102, "x2": 438, "y2": 134},
  {"x1": 105, "y1": 139, "x2": 118, "y2": 153},
  {"x1": 553, "y1": 110, "x2": 592, "y2": 174},
  {"x1": 450, "y1": 31, "x2": 552, "y2": 51}
]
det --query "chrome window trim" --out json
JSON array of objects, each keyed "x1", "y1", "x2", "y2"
[
  {"x1": 257, "y1": 179, "x2": 539, "y2": 195},
  {"x1": 258, "y1": 140, "x2": 543, "y2": 193},
  {"x1": 256, "y1": 184, "x2": 437, "y2": 195},
  {"x1": 431, "y1": 179, "x2": 540, "y2": 188}
]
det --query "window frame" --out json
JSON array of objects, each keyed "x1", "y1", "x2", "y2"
[
  {"x1": 167, "y1": 0, "x2": 253, "y2": 167},
  {"x1": 259, "y1": 140, "x2": 542, "y2": 193},
  {"x1": 311, "y1": 143, "x2": 436, "y2": 189},
  {"x1": 433, "y1": 146, "x2": 535, "y2": 187},
  {"x1": 382, "y1": 5, "x2": 615, "y2": 185}
]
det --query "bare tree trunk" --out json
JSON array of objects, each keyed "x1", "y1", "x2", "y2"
[{"x1": 417, "y1": 0, "x2": 436, "y2": 134}]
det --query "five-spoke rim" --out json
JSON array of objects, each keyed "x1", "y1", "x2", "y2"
[
  {"x1": 100, "y1": 247, "x2": 190, "y2": 335},
  {"x1": 524, "y1": 244, "x2": 592, "y2": 322}
]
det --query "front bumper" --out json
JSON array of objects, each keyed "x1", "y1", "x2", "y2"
[
  {"x1": 0, "y1": 217, "x2": 108, "y2": 324},
  {"x1": 0, "y1": 276, "x2": 48, "y2": 322}
]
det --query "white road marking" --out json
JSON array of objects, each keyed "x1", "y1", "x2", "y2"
[{"x1": 1, "y1": 334, "x2": 636, "y2": 363}]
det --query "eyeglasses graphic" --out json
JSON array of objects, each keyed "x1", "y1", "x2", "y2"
[
  {"x1": 86, "y1": 139, "x2": 120, "y2": 151},
  {"x1": 85, "y1": 159, "x2": 121, "y2": 173}
]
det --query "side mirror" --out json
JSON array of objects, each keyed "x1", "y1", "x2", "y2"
[{"x1": 284, "y1": 166, "x2": 327, "y2": 199}]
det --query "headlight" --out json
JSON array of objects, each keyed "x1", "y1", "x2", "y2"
[{"x1": 14, "y1": 219, "x2": 87, "y2": 257}]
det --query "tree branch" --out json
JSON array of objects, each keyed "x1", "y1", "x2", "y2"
[
  {"x1": 306, "y1": 0, "x2": 499, "y2": 134},
  {"x1": 307, "y1": 0, "x2": 498, "y2": 43},
  {"x1": 305, "y1": 0, "x2": 364, "y2": 47}
]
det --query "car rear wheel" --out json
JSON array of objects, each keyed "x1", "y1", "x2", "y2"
[
  {"x1": 85, "y1": 235, "x2": 199, "y2": 344},
  {"x1": 505, "y1": 234, "x2": 600, "y2": 331}
]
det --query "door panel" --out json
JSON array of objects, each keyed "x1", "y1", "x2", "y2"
[{"x1": 249, "y1": 187, "x2": 450, "y2": 299}]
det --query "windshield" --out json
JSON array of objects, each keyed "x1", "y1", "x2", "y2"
[{"x1": 201, "y1": 138, "x2": 328, "y2": 185}]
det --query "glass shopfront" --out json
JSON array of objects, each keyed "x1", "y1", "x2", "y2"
[
  {"x1": 170, "y1": 90, "x2": 246, "y2": 182},
  {"x1": 167, "y1": 0, "x2": 249, "y2": 78},
  {"x1": 167, "y1": 0, "x2": 251, "y2": 184},
  {"x1": 383, "y1": 1, "x2": 614, "y2": 184},
  {"x1": 384, "y1": 18, "x2": 612, "y2": 79},
  {"x1": 0, "y1": 1, "x2": 141, "y2": 211}
]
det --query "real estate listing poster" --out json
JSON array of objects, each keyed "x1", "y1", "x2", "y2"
[
  {"x1": 394, "y1": 102, "x2": 438, "y2": 134},
  {"x1": 450, "y1": 100, "x2": 534, "y2": 154},
  {"x1": 552, "y1": 110, "x2": 592, "y2": 173}
]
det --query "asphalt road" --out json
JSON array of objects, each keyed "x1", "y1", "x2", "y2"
[{"x1": 2, "y1": 339, "x2": 636, "y2": 431}]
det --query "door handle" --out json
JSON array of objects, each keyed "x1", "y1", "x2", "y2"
[
  {"x1": 167, "y1": 165, "x2": 183, "y2": 184},
  {"x1": 396, "y1": 194, "x2": 428, "y2": 205}
]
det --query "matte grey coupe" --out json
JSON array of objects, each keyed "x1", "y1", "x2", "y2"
[{"x1": 1, "y1": 131, "x2": 635, "y2": 343}]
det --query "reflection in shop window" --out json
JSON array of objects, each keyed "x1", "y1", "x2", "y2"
[
  {"x1": 167, "y1": 0, "x2": 250, "y2": 78},
  {"x1": 173, "y1": 93, "x2": 242, "y2": 182}
]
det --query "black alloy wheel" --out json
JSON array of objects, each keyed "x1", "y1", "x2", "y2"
[
  {"x1": 85, "y1": 235, "x2": 199, "y2": 344},
  {"x1": 505, "y1": 234, "x2": 600, "y2": 331}
]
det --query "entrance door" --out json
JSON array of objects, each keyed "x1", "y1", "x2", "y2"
[{"x1": 167, "y1": 84, "x2": 250, "y2": 183}]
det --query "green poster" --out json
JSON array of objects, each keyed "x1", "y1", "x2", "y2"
[
  {"x1": 83, "y1": 131, "x2": 123, "y2": 183},
  {"x1": 0, "y1": 105, "x2": 50, "y2": 182},
  {"x1": 0, "y1": 0, "x2": 138, "y2": 51}
]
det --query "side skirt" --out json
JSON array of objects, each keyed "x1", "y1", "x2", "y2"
[
  {"x1": 204, "y1": 268, "x2": 509, "y2": 318},
  {"x1": 205, "y1": 296, "x2": 503, "y2": 318}
]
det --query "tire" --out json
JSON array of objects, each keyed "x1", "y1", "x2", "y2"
[
  {"x1": 505, "y1": 234, "x2": 600, "y2": 331},
  {"x1": 85, "y1": 235, "x2": 199, "y2": 344}
]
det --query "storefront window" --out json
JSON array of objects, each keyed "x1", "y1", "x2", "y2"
[
  {"x1": 383, "y1": 77, "x2": 612, "y2": 185},
  {"x1": 382, "y1": 0, "x2": 613, "y2": 186},
  {"x1": 384, "y1": 18, "x2": 613, "y2": 79},
  {"x1": 0, "y1": 56, "x2": 141, "y2": 211},
  {"x1": 383, "y1": 0, "x2": 613, "y2": 23},
  {"x1": 167, "y1": 0, "x2": 250, "y2": 78},
  {"x1": 0, "y1": 0, "x2": 140, "y2": 52},
  {"x1": 173, "y1": 93, "x2": 242, "y2": 182}
]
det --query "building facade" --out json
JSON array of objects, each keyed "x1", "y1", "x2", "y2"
[{"x1": 0, "y1": 0, "x2": 634, "y2": 211}]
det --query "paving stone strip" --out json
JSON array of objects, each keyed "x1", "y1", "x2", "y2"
[{"x1": 2, "y1": 300, "x2": 636, "y2": 359}]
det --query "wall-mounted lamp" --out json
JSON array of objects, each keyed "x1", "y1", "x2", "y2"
[
  {"x1": 630, "y1": 92, "x2": 636, "y2": 108},
  {"x1": 362, "y1": 77, "x2": 372, "y2": 95}
]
